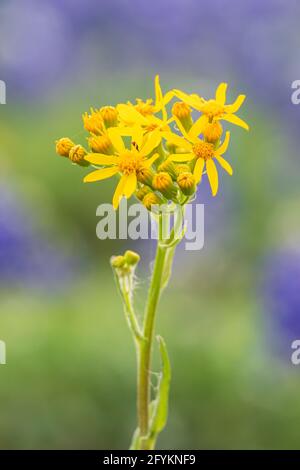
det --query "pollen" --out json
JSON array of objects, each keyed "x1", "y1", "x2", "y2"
[
  {"x1": 145, "y1": 123, "x2": 158, "y2": 132},
  {"x1": 193, "y1": 141, "x2": 214, "y2": 160},
  {"x1": 118, "y1": 151, "x2": 143, "y2": 175},
  {"x1": 201, "y1": 100, "x2": 224, "y2": 119}
]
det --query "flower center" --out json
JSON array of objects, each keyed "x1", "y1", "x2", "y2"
[
  {"x1": 135, "y1": 99, "x2": 155, "y2": 116},
  {"x1": 192, "y1": 141, "x2": 214, "y2": 160},
  {"x1": 201, "y1": 100, "x2": 224, "y2": 118},
  {"x1": 145, "y1": 123, "x2": 158, "y2": 132},
  {"x1": 118, "y1": 150, "x2": 143, "y2": 175}
]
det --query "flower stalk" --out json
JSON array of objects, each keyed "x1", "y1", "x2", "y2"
[{"x1": 55, "y1": 75, "x2": 248, "y2": 449}]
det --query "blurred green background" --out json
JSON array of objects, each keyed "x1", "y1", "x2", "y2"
[{"x1": 1, "y1": 0, "x2": 300, "y2": 450}]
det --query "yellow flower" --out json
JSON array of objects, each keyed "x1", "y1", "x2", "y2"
[
  {"x1": 55, "y1": 137, "x2": 75, "y2": 157},
  {"x1": 164, "y1": 122, "x2": 233, "y2": 196},
  {"x1": 82, "y1": 108, "x2": 105, "y2": 134},
  {"x1": 173, "y1": 83, "x2": 249, "y2": 131},
  {"x1": 83, "y1": 128, "x2": 160, "y2": 209},
  {"x1": 117, "y1": 75, "x2": 174, "y2": 143}
]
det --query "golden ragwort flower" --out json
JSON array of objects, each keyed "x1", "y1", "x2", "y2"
[{"x1": 83, "y1": 128, "x2": 160, "y2": 209}]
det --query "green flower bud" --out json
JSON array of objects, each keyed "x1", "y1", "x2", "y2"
[{"x1": 124, "y1": 250, "x2": 140, "y2": 266}]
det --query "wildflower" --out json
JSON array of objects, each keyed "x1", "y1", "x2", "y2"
[
  {"x1": 165, "y1": 127, "x2": 232, "y2": 196},
  {"x1": 173, "y1": 83, "x2": 249, "y2": 130},
  {"x1": 117, "y1": 75, "x2": 174, "y2": 143},
  {"x1": 88, "y1": 134, "x2": 113, "y2": 154},
  {"x1": 124, "y1": 250, "x2": 140, "y2": 266},
  {"x1": 56, "y1": 137, "x2": 75, "y2": 157},
  {"x1": 100, "y1": 106, "x2": 118, "y2": 128},
  {"x1": 136, "y1": 185, "x2": 152, "y2": 201},
  {"x1": 158, "y1": 159, "x2": 177, "y2": 180},
  {"x1": 203, "y1": 121, "x2": 223, "y2": 144},
  {"x1": 177, "y1": 172, "x2": 196, "y2": 196},
  {"x1": 172, "y1": 102, "x2": 192, "y2": 132},
  {"x1": 83, "y1": 128, "x2": 160, "y2": 209},
  {"x1": 175, "y1": 163, "x2": 191, "y2": 176},
  {"x1": 152, "y1": 172, "x2": 177, "y2": 200},
  {"x1": 82, "y1": 108, "x2": 105, "y2": 134},
  {"x1": 69, "y1": 144, "x2": 89, "y2": 166},
  {"x1": 142, "y1": 192, "x2": 163, "y2": 211}
]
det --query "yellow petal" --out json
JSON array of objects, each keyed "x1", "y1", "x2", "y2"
[
  {"x1": 172, "y1": 89, "x2": 203, "y2": 110},
  {"x1": 83, "y1": 166, "x2": 118, "y2": 183},
  {"x1": 215, "y1": 155, "x2": 233, "y2": 175},
  {"x1": 215, "y1": 82, "x2": 228, "y2": 105},
  {"x1": 131, "y1": 126, "x2": 144, "y2": 149},
  {"x1": 216, "y1": 131, "x2": 230, "y2": 155},
  {"x1": 140, "y1": 130, "x2": 161, "y2": 156},
  {"x1": 193, "y1": 158, "x2": 205, "y2": 183},
  {"x1": 162, "y1": 131, "x2": 192, "y2": 150},
  {"x1": 107, "y1": 128, "x2": 126, "y2": 153},
  {"x1": 189, "y1": 115, "x2": 208, "y2": 139},
  {"x1": 225, "y1": 94, "x2": 246, "y2": 114},
  {"x1": 85, "y1": 153, "x2": 118, "y2": 165},
  {"x1": 144, "y1": 153, "x2": 159, "y2": 168},
  {"x1": 155, "y1": 75, "x2": 163, "y2": 106},
  {"x1": 117, "y1": 104, "x2": 147, "y2": 125},
  {"x1": 174, "y1": 117, "x2": 194, "y2": 141},
  {"x1": 163, "y1": 90, "x2": 174, "y2": 106},
  {"x1": 155, "y1": 75, "x2": 168, "y2": 121},
  {"x1": 169, "y1": 153, "x2": 194, "y2": 162},
  {"x1": 206, "y1": 159, "x2": 219, "y2": 196},
  {"x1": 113, "y1": 175, "x2": 127, "y2": 209},
  {"x1": 124, "y1": 172, "x2": 137, "y2": 198},
  {"x1": 221, "y1": 113, "x2": 249, "y2": 130}
]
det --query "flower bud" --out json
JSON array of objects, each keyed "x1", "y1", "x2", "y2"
[
  {"x1": 56, "y1": 137, "x2": 75, "y2": 157},
  {"x1": 142, "y1": 192, "x2": 163, "y2": 211},
  {"x1": 124, "y1": 250, "x2": 140, "y2": 266},
  {"x1": 110, "y1": 255, "x2": 126, "y2": 269},
  {"x1": 177, "y1": 172, "x2": 196, "y2": 196},
  {"x1": 152, "y1": 172, "x2": 177, "y2": 200},
  {"x1": 158, "y1": 159, "x2": 177, "y2": 180},
  {"x1": 203, "y1": 121, "x2": 223, "y2": 144},
  {"x1": 172, "y1": 102, "x2": 192, "y2": 131},
  {"x1": 88, "y1": 134, "x2": 113, "y2": 154},
  {"x1": 175, "y1": 164, "x2": 191, "y2": 176},
  {"x1": 137, "y1": 166, "x2": 154, "y2": 186},
  {"x1": 136, "y1": 185, "x2": 152, "y2": 201},
  {"x1": 82, "y1": 109, "x2": 104, "y2": 134},
  {"x1": 69, "y1": 144, "x2": 89, "y2": 166},
  {"x1": 100, "y1": 106, "x2": 118, "y2": 128}
]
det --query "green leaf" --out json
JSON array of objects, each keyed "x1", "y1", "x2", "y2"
[{"x1": 149, "y1": 336, "x2": 171, "y2": 437}]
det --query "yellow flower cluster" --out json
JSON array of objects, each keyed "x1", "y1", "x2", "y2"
[{"x1": 56, "y1": 76, "x2": 248, "y2": 209}]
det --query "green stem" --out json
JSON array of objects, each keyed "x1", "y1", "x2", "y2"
[{"x1": 137, "y1": 220, "x2": 170, "y2": 449}]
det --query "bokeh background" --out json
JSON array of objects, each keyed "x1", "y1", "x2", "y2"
[{"x1": 1, "y1": 0, "x2": 300, "y2": 450}]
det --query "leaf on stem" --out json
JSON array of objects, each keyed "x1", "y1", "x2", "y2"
[{"x1": 149, "y1": 336, "x2": 171, "y2": 437}]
